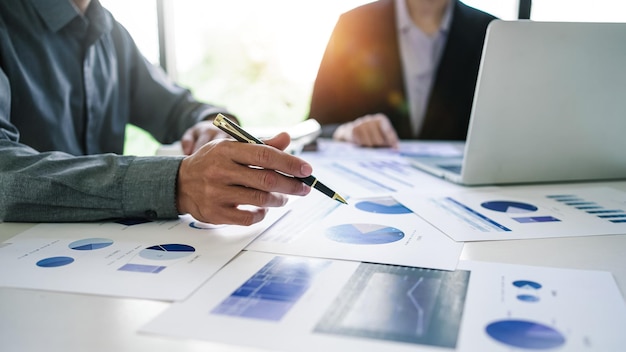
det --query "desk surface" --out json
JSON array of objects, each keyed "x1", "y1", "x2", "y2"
[{"x1": 2, "y1": 180, "x2": 625, "y2": 352}]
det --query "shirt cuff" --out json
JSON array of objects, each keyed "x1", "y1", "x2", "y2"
[{"x1": 121, "y1": 156, "x2": 184, "y2": 220}]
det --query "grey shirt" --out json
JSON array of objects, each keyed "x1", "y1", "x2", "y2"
[{"x1": 0, "y1": 0, "x2": 230, "y2": 222}]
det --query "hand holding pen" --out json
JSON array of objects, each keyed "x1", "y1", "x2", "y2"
[
  {"x1": 176, "y1": 114, "x2": 345, "y2": 226},
  {"x1": 213, "y1": 114, "x2": 347, "y2": 205},
  {"x1": 176, "y1": 123, "x2": 314, "y2": 226}
]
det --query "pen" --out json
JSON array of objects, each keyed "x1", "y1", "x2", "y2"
[{"x1": 213, "y1": 113, "x2": 348, "y2": 205}]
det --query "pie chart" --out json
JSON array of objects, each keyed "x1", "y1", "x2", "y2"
[
  {"x1": 513, "y1": 280, "x2": 542, "y2": 290},
  {"x1": 517, "y1": 294, "x2": 540, "y2": 302},
  {"x1": 325, "y1": 224, "x2": 404, "y2": 245},
  {"x1": 481, "y1": 201, "x2": 538, "y2": 213},
  {"x1": 189, "y1": 221, "x2": 225, "y2": 230},
  {"x1": 485, "y1": 319, "x2": 565, "y2": 349},
  {"x1": 355, "y1": 198, "x2": 412, "y2": 214},
  {"x1": 36, "y1": 256, "x2": 74, "y2": 268},
  {"x1": 69, "y1": 238, "x2": 114, "y2": 251},
  {"x1": 139, "y1": 244, "x2": 196, "y2": 260},
  {"x1": 513, "y1": 280, "x2": 542, "y2": 302}
]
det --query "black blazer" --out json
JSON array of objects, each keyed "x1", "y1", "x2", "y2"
[{"x1": 308, "y1": 0, "x2": 497, "y2": 140}]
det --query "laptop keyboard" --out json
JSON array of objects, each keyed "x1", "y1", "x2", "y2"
[{"x1": 438, "y1": 164, "x2": 463, "y2": 174}]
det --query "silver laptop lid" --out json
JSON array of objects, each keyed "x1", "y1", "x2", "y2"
[{"x1": 462, "y1": 20, "x2": 626, "y2": 185}]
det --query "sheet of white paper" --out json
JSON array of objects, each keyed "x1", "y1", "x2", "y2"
[
  {"x1": 141, "y1": 251, "x2": 626, "y2": 352},
  {"x1": 303, "y1": 153, "x2": 461, "y2": 200},
  {"x1": 397, "y1": 140, "x2": 465, "y2": 158},
  {"x1": 308, "y1": 139, "x2": 463, "y2": 159},
  {"x1": 395, "y1": 185, "x2": 626, "y2": 242},
  {"x1": 0, "y1": 210, "x2": 285, "y2": 300},
  {"x1": 247, "y1": 190, "x2": 463, "y2": 270}
]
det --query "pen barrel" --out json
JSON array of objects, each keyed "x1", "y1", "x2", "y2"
[
  {"x1": 298, "y1": 175, "x2": 317, "y2": 187},
  {"x1": 298, "y1": 175, "x2": 334, "y2": 199}
]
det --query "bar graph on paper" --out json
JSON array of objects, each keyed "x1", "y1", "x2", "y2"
[{"x1": 396, "y1": 186, "x2": 626, "y2": 241}]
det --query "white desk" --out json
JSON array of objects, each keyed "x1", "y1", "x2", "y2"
[{"x1": 2, "y1": 181, "x2": 625, "y2": 352}]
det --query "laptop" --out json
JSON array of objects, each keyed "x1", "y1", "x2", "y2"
[{"x1": 407, "y1": 20, "x2": 626, "y2": 186}]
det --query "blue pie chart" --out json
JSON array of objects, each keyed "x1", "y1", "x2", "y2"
[
  {"x1": 513, "y1": 280, "x2": 542, "y2": 290},
  {"x1": 139, "y1": 244, "x2": 196, "y2": 260},
  {"x1": 69, "y1": 238, "x2": 114, "y2": 251},
  {"x1": 355, "y1": 198, "x2": 412, "y2": 214},
  {"x1": 189, "y1": 221, "x2": 225, "y2": 230},
  {"x1": 325, "y1": 224, "x2": 404, "y2": 245},
  {"x1": 481, "y1": 201, "x2": 538, "y2": 213},
  {"x1": 517, "y1": 294, "x2": 540, "y2": 302},
  {"x1": 486, "y1": 319, "x2": 565, "y2": 349},
  {"x1": 36, "y1": 256, "x2": 74, "y2": 268}
]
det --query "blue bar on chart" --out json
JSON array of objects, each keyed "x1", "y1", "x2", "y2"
[
  {"x1": 513, "y1": 216, "x2": 561, "y2": 224},
  {"x1": 118, "y1": 264, "x2": 167, "y2": 273},
  {"x1": 586, "y1": 210, "x2": 624, "y2": 214},
  {"x1": 597, "y1": 214, "x2": 626, "y2": 219},
  {"x1": 546, "y1": 193, "x2": 626, "y2": 223},
  {"x1": 563, "y1": 202, "x2": 595, "y2": 206},
  {"x1": 445, "y1": 198, "x2": 512, "y2": 232},
  {"x1": 546, "y1": 195, "x2": 581, "y2": 202},
  {"x1": 210, "y1": 256, "x2": 331, "y2": 321},
  {"x1": 330, "y1": 163, "x2": 397, "y2": 193}
]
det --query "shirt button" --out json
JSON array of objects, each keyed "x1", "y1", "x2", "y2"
[{"x1": 144, "y1": 210, "x2": 158, "y2": 220}]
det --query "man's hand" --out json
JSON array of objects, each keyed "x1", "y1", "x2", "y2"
[
  {"x1": 176, "y1": 132, "x2": 312, "y2": 225},
  {"x1": 180, "y1": 120, "x2": 231, "y2": 155},
  {"x1": 333, "y1": 113, "x2": 399, "y2": 148}
]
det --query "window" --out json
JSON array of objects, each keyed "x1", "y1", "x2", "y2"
[
  {"x1": 100, "y1": 0, "x2": 159, "y2": 64},
  {"x1": 169, "y1": 1, "x2": 372, "y2": 129},
  {"x1": 101, "y1": 0, "x2": 161, "y2": 155}
]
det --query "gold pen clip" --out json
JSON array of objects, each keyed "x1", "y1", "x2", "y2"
[
  {"x1": 213, "y1": 114, "x2": 258, "y2": 144},
  {"x1": 213, "y1": 114, "x2": 255, "y2": 144}
]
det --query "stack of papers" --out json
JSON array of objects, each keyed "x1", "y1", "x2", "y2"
[{"x1": 2, "y1": 141, "x2": 625, "y2": 351}]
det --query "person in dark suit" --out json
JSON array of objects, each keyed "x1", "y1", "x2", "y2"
[{"x1": 308, "y1": 0, "x2": 497, "y2": 147}]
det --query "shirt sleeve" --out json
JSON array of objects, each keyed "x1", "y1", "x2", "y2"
[{"x1": 0, "y1": 67, "x2": 183, "y2": 222}]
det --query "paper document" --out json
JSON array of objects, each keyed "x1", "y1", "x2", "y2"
[
  {"x1": 142, "y1": 251, "x2": 626, "y2": 352},
  {"x1": 303, "y1": 149, "x2": 461, "y2": 199},
  {"x1": 396, "y1": 186, "x2": 626, "y2": 241},
  {"x1": 0, "y1": 211, "x2": 285, "y2": 300},
  {"x1": 247, "y1": 190, "x2": 463, "y2": 270},
  {"x1": 309, "y1": 139, "x2": 463, "y2": 159}
]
